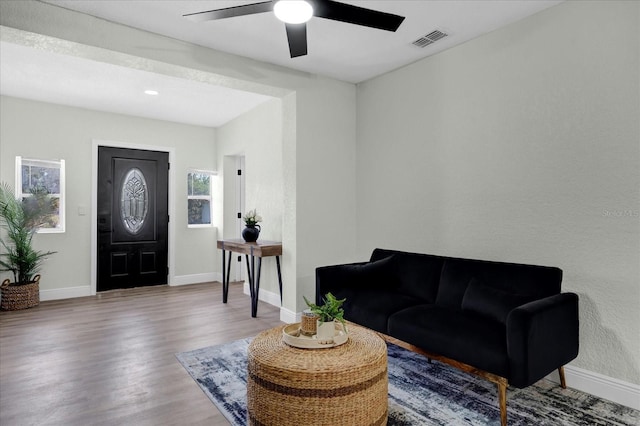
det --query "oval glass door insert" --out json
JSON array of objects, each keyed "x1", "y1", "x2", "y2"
[{"x1": 120, "y1": 168, "x2": 148, "y2": 234}]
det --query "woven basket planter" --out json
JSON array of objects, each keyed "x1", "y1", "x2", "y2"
[{"x1": 1, "y1": 275, "x2": 40, "y2": 311}]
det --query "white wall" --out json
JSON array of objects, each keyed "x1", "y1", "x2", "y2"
[
  {"x1": 0, "y1": 0, "x2": 358, "y2": 315},
  {"x1": 215, "y1": 92, "x2": 358, "y2": 314},
  {"x1": 357, "y1": 0, "x2": 639, "y2": 387},
  {"x1": 215, "y1": 98, "x2": 284, "y2": 301},
  {"x1": 0, "y1": 96, "x2": 218, "y2": 294}
]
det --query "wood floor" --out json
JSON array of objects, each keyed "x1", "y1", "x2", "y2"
[{"x1": 0, "y1": 282, "x2": 283, "y2": 425}]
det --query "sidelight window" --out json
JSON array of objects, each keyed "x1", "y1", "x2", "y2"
[
  {"x1": 187, "y1": 170, "x2": 215, "y2": 227},
  {"x1": 15, "y1": 156, "x2": 65, "y2": 233}
]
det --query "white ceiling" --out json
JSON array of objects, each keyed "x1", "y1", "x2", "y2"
[
  {"x1": 43, "y1": 0, "x2": 563, "y2": 83},
  {"x1": 0, "y1": 41, "x2": 273, "y2": 128},
  {"x1": 1, "y1": 0, "x2": 563, "y2": 128}
]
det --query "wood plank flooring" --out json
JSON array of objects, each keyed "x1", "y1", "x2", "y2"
[{"x1": 0, "y1": 282, "x2": 283, "y2": 425}]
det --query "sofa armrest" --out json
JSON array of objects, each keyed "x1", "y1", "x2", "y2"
[
  {"x1": 315, "y1": 263, "x2": 367, "y2": 304},
  {"x1": 507, "y1": 292, "x2": 579, "y2": 388},
  {"x1": 315, "y1": 255, "x2": 399, "y2": 303}
]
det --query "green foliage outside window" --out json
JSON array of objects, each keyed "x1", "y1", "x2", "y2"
[{"x1": 188, "y1": 173, "x2": 210, "y2": 196}]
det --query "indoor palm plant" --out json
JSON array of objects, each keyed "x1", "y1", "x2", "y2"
[{"x1": 0, "y1": 182, "x2": 56, "y2": 310}]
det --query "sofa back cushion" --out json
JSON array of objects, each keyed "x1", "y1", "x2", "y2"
[
  {"x1": 461, "y1": 278, "x2": 537, "y2": 324},
  {"x1": 339, "y1": 255, "x2": 398, "y2": 290},
  {"x1": 436, "y1": 257, "x2": 563, "y2": 309},
  {"x1": 370, "y1": 248, "x2": 444, "y2": 303}
]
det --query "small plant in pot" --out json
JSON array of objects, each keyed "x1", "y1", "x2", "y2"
[
  {"x1": 242, "y1": 209, "x2": 262, "y2": 242},
  {"x1": 0, "y1": 182, "x2": 57, "y2": 310},
  {"x1": 303, "y1": 292, "x2": 347, "y2": 343}
]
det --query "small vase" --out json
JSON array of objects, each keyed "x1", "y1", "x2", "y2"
[
  {"x1": 242, "y1": 224, "x2": 261, "y2": 242},
  {"x1": 316, "y1": 320, "x2": 336, "y2": 344},
  {"x1": 300, "y1": 309, "x2": 319, "y2": 336}
]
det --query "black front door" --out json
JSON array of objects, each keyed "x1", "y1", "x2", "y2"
[{"x1": 97, "y1": 147, "x2": 169, "y2": 291}]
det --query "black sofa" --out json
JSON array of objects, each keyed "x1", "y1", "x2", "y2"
[{"x1": 316, "y1": 248, "x2": 579, "y2": 425}]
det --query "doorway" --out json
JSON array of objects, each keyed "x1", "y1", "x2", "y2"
[
  {"x1": 97, "y1": 146, "x2": 169, "y2": 291},
  {"x1": 223, "y1": 155, "x2": 246, "y2": 282}
]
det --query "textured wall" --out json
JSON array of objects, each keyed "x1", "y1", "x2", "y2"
[
  {"x1": 215, "y1": 99, "x2": 284, "y2": 297},
  {"x1": 356, "y1": 1, "x2": 639, "y2": 384}
]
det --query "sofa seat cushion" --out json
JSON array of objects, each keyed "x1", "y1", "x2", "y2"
[
  {"x1": 388, "y1": 305, "x2": 509, "y2": 378},
  {"x1": 336, "y1": 289, "x2": 424, "y2": 334}
]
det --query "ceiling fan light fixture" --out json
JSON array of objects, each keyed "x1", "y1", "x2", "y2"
[{"x1": 274, "y1": 0, "x2": 313, "y2": 24}]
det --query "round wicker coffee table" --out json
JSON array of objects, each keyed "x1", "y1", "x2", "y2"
[{"x1": 247, "y1": 324, "x2": 388, "y2": 426}]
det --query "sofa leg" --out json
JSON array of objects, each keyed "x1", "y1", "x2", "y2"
[
  {"x1": 558, "y1": 366, "x2": 567, "y2": 389},
  {"x1": 498, "y1": 382, "x2": 507, "y2": 426}
]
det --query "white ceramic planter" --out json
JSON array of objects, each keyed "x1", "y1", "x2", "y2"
[{"x1": 316, "y1": 320, "x2": 336, "y2": 344}]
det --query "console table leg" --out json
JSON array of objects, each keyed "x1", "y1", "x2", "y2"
[
  {"x1": 275, "y1": 256, "x2": 283, "y2": 303},
  {"x1": 249, "y1": 255, "x2": 256, "y2": 317},
  {"x1": 244, "y1": 255, "x2": 253, "y2": 286},
  {"x1": 252, "y1": 258, "x2": 262, "y2": 317},
  {"x1": 223, "y1": 250, "x2": 232, "y2": 303},
  {"x1": 221, "y1": 249, "x2": 225, "y2": 301},
  {"x1": 222, "y1": 250, "x2": 230, "y2": 303},
  {"x1": 226, "y1": 251, "x2": 232, "y2": 282}
]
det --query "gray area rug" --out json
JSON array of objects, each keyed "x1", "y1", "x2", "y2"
[{"x1": 176, "y1": 338, "x2": 638, "y2": 426}]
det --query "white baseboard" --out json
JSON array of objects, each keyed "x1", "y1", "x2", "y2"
[
  {"x1": 241, "y1": 282, "x2": 300, "y2": 324},
  {"x1": 172, "y1": 272, "x2": 221, "y2": 286},
  {"x1": 546, "y1": 365, "x2": 640, "y2": 410},
  {"x1": 32, "y1": 273, "x2": 221, "y2": 301},
  {"x1": 242, "y1": 282, "x2": 282, "y2": 308},
  {"x1": 237, "y1": 282, "x2": 298, "y2": 324},
  {"x1": 40, "y1": 285, "x2": 92, "y2": 301},
  {"x1": 279, "y1": 307, "x2": 300, "y2": 324}
]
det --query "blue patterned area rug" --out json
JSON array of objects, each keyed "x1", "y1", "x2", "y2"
[{"x1": 176, "y1": 338, "x2": 638, "y2": 426}]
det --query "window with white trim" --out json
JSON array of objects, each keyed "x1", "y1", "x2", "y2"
[
  {"x1": 187, "y1": 170, "x2": 215, "y2": 227},
  {"x1": 15, "y1": 156, "x2": 65, "y2": 233}
]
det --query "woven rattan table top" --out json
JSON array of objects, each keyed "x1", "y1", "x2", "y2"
[{"x1": 249, "y1": 323, "x2": 386, "y2": 373}]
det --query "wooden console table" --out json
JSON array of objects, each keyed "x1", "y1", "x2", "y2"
[{"x1": 217, "y1": 239, "x2": 283, "y2": 317}]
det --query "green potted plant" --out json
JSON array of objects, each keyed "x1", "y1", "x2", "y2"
[
  {"x1": 304, "y1": 292, "x2": 347, "y2": 343},
  {"x1": 0, "y1": 182, "x2": 56, "y2": 310}
]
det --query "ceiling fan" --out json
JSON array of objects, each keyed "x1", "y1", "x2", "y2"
[{"x1": 183, "y1": 0, "x2": 405, "y2": 58}]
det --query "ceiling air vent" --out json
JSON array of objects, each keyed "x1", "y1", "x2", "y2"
[{"x1": 412, "y1": 30, "x2": 448, "y2": 48}]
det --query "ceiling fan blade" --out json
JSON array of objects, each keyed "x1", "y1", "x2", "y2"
[
  {"x1": 313, "y1": 0, "x2": 405, "y2": 32},
  {"x1": 183, "y1": 1, "x2": 273, "y2": 22},
  {"x1": 285, "y1": 23, "x2": 308, "y2": 58}
]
